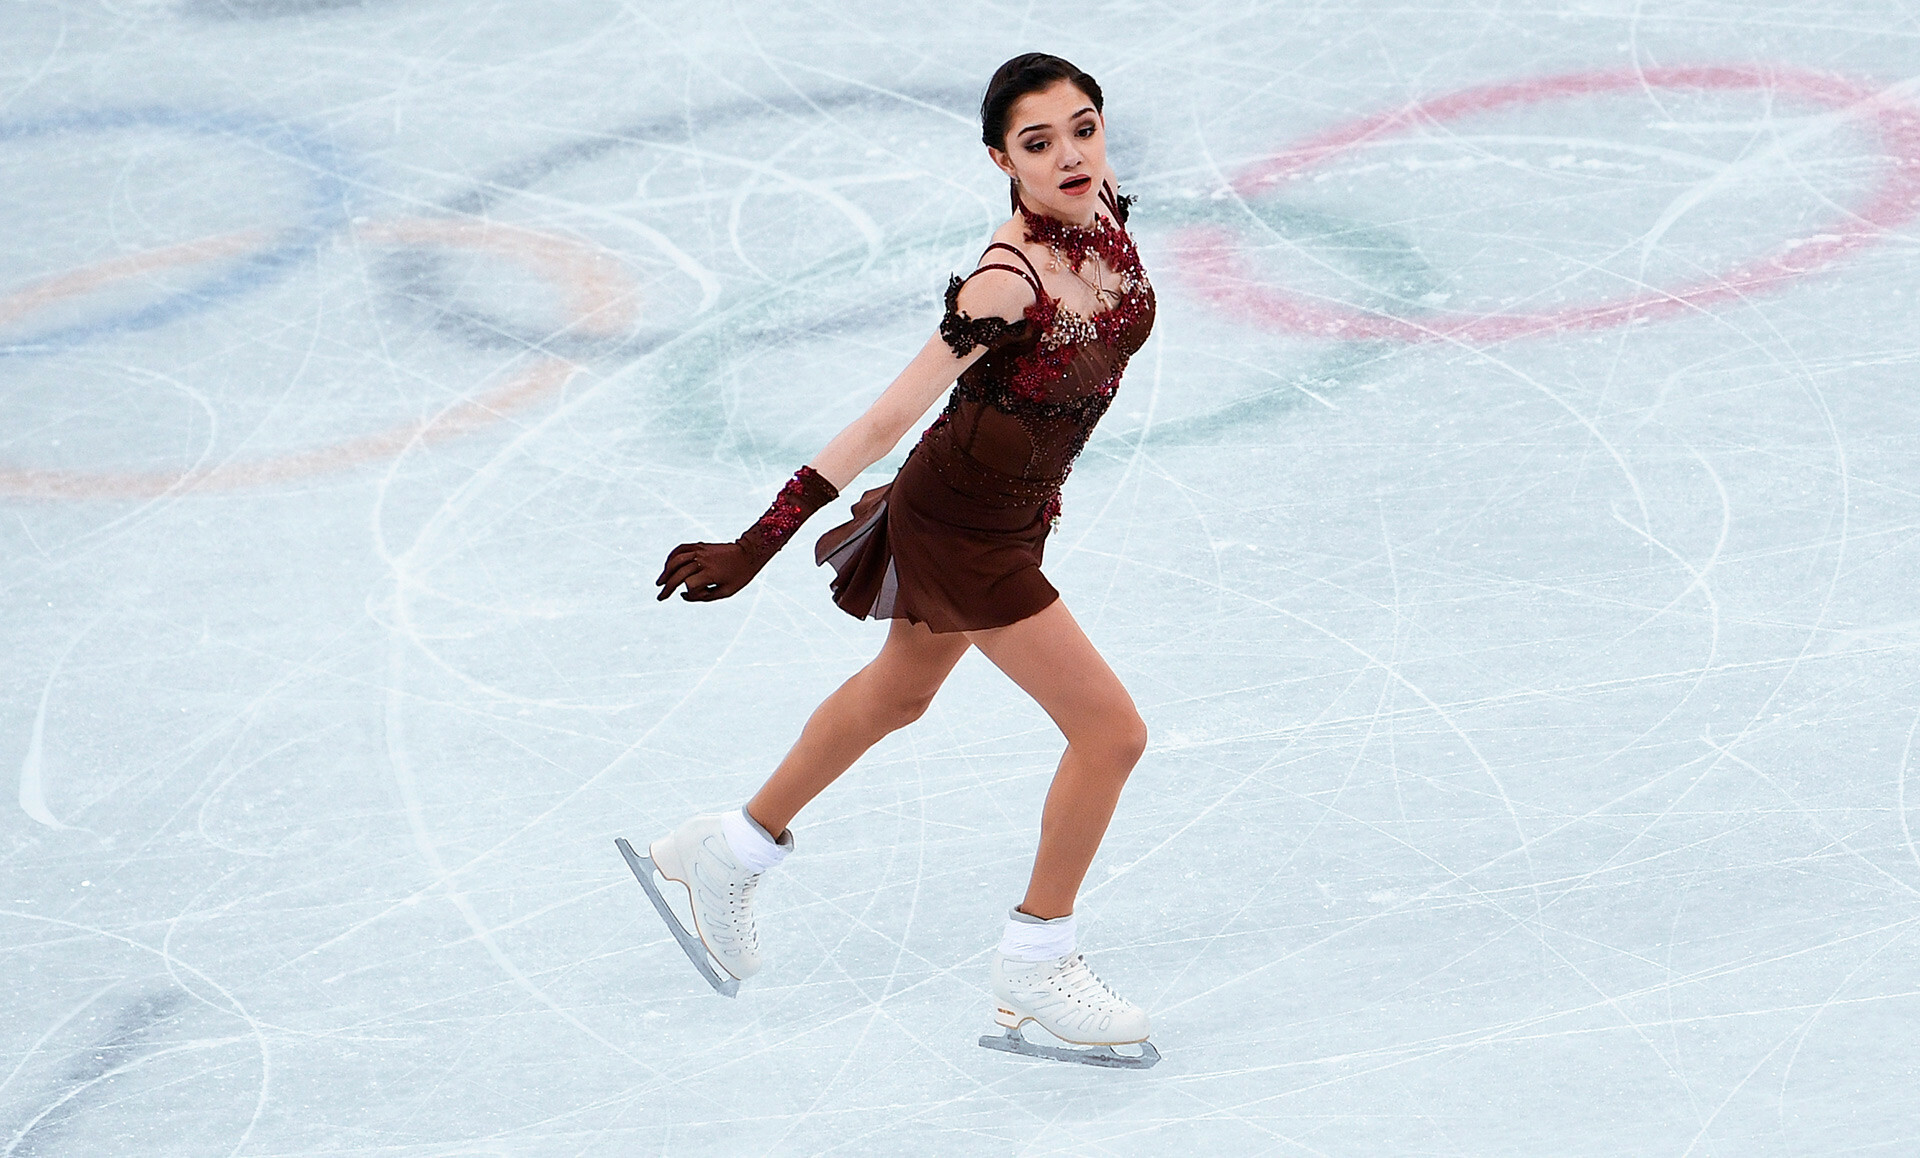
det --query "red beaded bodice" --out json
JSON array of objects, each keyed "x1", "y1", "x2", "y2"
[{"x1": 925, "y1": 184, "x2": 1155, "y2": 514}]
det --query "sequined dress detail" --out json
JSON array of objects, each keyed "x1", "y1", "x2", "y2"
[{"x1": 815, "y1": 183, "x2": 1155, "y2": 633}]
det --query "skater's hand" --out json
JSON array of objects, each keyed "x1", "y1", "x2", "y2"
[
  {"x1": 655, "y1": 540, "x2": 769, "y2": 602},
  {"x1": 658, "y1": 466, "x2": 835, "y2": 603}
]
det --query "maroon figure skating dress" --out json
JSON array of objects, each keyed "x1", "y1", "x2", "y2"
[{"x1": 815, "y1": 184, "x2": 1155, "y2": 633}]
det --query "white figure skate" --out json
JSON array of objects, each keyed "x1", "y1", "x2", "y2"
[
  {"x1": 616, "y1": 813, "x2": 784, "y2": 997},
  {"x1": 979, "y1": 951, "x2": 1161, "y2": 1068}
]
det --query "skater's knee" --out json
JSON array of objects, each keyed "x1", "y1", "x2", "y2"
[
  {"x1": 887, "y1": 692, "x2": 937, "y2": 731},
  {"x1": 1072, "y1": 710, "x2": 1147, "y2": 772},
  {"x1": 845, "y1": 665, "x2": 937, "y2": 733},
  {"x1": 1113, "y1": 713, "x2": 1148, "y2": 769},
  {"x1": 869, "y1": 683, "x2": 938, "y2": 733}
]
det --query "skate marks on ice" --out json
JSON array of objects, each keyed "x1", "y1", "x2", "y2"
[
  {"x1": 10, "y1": 4, "x2": 1920, "y2": 1152},
  {"x1": 2, "y1": 986, "x2": 222, "y2": 1157},
  {"x1": 0, "y1": 222, "x2": 631, "y2": 501},
  {"x1": 183, "y1": 0, "x2": 395, "y2": 19},
  {"x1": 1174, "y1": 64, "x2": 1920, "y2": 343},
  {"x1": 977, "y1": 1025, "x2": 1162, "y2": 1070},
  {"x1": 5, "y1": 989, "x2": 177, "y2": 1156},
  {"x1": 0, "y1": 106, "x2": 354, "y2": 357},
  {"x1": 0, "y1": 85, "x2": 1411, "y2": 502},
  {"x1": 1103, "y1": 197, "x2": 1437, "y2": 448},
  {"x1": 383, "y1": 83, "x2": 985, "y2": 363},
  {"x1": 0, "y1": 118, "x2": 630, "y2": 501},
  {"x1": 615, "y1": 837, "x2": 740, "y2": 998}
]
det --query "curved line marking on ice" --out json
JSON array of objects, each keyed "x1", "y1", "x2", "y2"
[
  {"x1": 19, "y1": 616, "x2": 106, "y2": 831},
  {"x1": 382, "y1": 643, "x2": 660, "y2": 1076},
  {"x1": 1900, "y1": 709, "x2": 1920, "y2": 878},
  {"x1": 0, "y1": 910, "x2": 271, "y2": 1158},
  {"x1": 0, "y1": 980, "x2": 118, "y2": 1100}
]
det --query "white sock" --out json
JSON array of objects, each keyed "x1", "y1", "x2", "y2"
[
  {"x1": 998, "y1": 907, "x2": 1076, "y2": 961},
  {"x1": 720, "y1": 807, "x2": 791, "y2": 873}
]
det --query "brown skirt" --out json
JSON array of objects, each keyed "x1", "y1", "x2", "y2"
[{"x1": 814, "y1": 444, "x2": 1059, "y2": 634}]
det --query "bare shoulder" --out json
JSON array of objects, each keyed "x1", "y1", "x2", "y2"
[
  {"x1": 954, "y1": 268, "x2": 1033, "y2": 325},
  {"x1": 953, "y1": 219, "x2": 1041, "y2": 322},
  {"x1": 984, "y1": 215, "x2": 1049, "y2": 268},
  {"x1": 988, "y1": 214, "x2": 1029, "y2": 246}
]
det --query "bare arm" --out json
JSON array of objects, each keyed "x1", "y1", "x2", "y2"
[
  {"x1": 655, "y1": 263, "x2": 1034, "y2": 601},
  {"x1": 807, "y1": 333, "x2": 975, "y2": 490},
  {"x1": 807, "y1": 266, "x2": 1033, "y2": 490}
]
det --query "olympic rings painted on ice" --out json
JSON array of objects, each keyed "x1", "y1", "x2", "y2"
[
  {"x1": 0, "y1": 218, "x2": 639, "y2": 500},
  {"x1": 397, "y1": 85, "x2": 977, "y2": 357},
  {"x1": 0, "y1": 106, "x2": 354, "y2": 355},
  {"x1": 1174, "y1": 64, "x2": 1920, "y2": 342}
]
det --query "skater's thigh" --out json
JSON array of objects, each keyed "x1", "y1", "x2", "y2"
[
  {"x1": 866, "y1": 616, "x2": 971, "y2": 701},
  {"x1": 965, "y1": 600, "x2": 1142, "y2": 744}
]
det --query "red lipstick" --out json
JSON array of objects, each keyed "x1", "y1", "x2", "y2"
[{"x1": 1059, "y1": 173, "x2": 1093, "y2": 194}]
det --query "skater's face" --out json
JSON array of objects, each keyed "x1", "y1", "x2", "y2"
[{"x1": 989, "y1": 80, "x2": 1108, "y2": 224}]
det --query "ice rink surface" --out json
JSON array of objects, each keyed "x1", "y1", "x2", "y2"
[{"x1": 5, "y1": 0, "x2": 1920, "y2": 1153}]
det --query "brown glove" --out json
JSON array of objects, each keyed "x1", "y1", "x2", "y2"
[{"x1": 656, "y1": 466, "x2": 840, "y2": 602}]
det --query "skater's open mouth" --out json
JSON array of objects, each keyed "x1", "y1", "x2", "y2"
[{"x1": 1058, "y1": 174, "x2": 1093, "y2": 194}]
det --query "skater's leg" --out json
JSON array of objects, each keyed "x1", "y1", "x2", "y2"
[
  {"x1": 746, "y1": 617, "x2": 971, "y2": 835},
  {"x1": 640, "y1": 622, "x2": 963, "y2": 991},
  {"x1": 965, "y1": 599, "x2": 1147, "y2": 921}
]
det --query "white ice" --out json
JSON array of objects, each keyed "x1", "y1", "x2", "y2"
[{"x1": 4, "y1": 2, "x2": 1919, "y2": 1154}]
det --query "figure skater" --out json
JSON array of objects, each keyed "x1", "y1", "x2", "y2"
[{"x1": 625, "y1": 52, "x2": 1159, "y2": 1068}]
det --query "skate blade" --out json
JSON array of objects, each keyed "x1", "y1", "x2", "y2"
[
  {"x1": 978, "y1": 1026, "x2": 1161, "y2": 1070},
  {"x1": 615, "y1": 837, "x2": 740, "y2": 998}
]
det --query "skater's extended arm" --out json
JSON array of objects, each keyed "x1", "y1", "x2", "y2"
[
  {"x1": 809, "y1": 269, "x2": 1032, "y2": 489},
  {"x1": 655, "y1": 268, "x2": 1034, "y2": 602}
]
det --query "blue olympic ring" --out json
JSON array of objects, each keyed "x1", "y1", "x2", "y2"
[{"x1": 0, "y1": 106, "x2": 355, "y2": 357}]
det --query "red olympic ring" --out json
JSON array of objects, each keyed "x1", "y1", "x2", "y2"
[
  {"x1": 1174, "y1": 64, "x2": 1920, "y2": 342},
  {"x1": 0, "y1": 219, "x2": 639, "y2": 500}
]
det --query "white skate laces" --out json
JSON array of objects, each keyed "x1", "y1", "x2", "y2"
[
  {"x1": 694, "y1": 847, "x2": 762, "y2": 960},
  {"x1": 992, "y1": 950, "x2": 1151, "y2": 1043},
  {"x1": 983, "y1": 948, "x2": 1159, "y2": 1068},
  {"x1": 645, "y1": 812, "x2": 787, "y2": 983}
]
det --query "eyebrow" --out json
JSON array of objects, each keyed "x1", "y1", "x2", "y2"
[{"x1": 1016, "y1": 107, "x2": 1097, "y2": 137}]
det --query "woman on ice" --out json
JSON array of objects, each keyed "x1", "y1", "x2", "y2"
[{"x1": 638, "y1": 52, "x2": 1159, "y2": 1067}]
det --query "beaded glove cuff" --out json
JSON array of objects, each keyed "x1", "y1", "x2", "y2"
[{"x1": 738, "y1": 465, "x2": 840, "y2": 560}]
